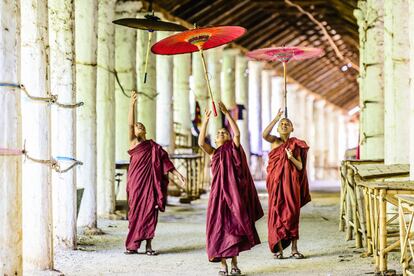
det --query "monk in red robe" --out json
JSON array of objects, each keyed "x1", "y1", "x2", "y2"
[
  {"x1": 125, "y1": 91, "x2": 186, "y2": 255},
  {"x1": 198, "y1": 102, "x2": 264, "y2": 276},
  {"x1": 262, "y1": 109, "x2": 311, "y2": 260}
]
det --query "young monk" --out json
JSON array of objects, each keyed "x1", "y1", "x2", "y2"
[
  {"x1": 262, "y1": 109, "x2": 311, "y2": 259},
  {"x1": 125, "y1": 91, "x2": 186, "y2": 255},
  {"x1": 198, "y1": 102, "x2": 264, "y2": 276}
]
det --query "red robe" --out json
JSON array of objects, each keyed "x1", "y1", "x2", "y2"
[
  {"x1": 206, "y1": 141, "x2": 264, "y2": 261},
  {"x1": 266, "y1": 137, "x2": 310, "y2": 253},
  {"x1": 125, "y1": 140, "x2": 175, "y2": 251}
]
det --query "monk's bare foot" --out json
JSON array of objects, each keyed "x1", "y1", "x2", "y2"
[
  {"x1": 145, "y1": 249, "x2": 158, "y2": 256},
  {"x1": 124, "y1": 249, "x2": 138, "y2": 255},
  {"x1": 273, "y1": 251, "x2": 284, "y2": 259}
]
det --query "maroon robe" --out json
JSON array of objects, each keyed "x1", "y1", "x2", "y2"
[
  {"x1": 206, "y1": 141, "x2": 264, "y2": 262},
  {"x1": 125, "y1": 140, "x2": 175, "y2": 251},
  {"x1": 266, "y1": 137, "x2": 310, "y2": 253}
]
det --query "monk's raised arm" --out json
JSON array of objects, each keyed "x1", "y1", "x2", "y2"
[
  {"x1": 198, "y1": 109, "x2": 215, "y2": 155},
  {"x1": 218, "y1": 101, "x2": 240, "y2": 147},
  {"x1": 262, "y1": 108, "x2": 283, "y2": 143},
  {"x1": 128, "y1": 91, "x2": 138, "y2": 144}
]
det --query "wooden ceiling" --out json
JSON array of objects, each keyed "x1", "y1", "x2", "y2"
[{"x1": 141, "y1": 0, "x2": 360, "y2": 110}]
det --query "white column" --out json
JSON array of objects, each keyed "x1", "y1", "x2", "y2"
[
  {"x1": 192, "y1": 52, "x2": 209, "y2": 114},
  {"x1": 136, "y1": 24, "x2": 157, "y2": 139},
  {"x1": 338, "y1": 113, "x2": 348, "y2": 161},
  {"x1": 115, "y1": 2, "x2": 138, "y2": 159},
  {"x1": 49, "y1": 0, "x2": 77, "y2": 249},
  {"x1": 97, "y1": 0, "x2": 116, "y2": 217},
  {"x1": 222, "y1": 49, "x2": 237, "y2": 109},
  {"x1": 410, "y1": 1, "x2": 414, "y2": 179},
  {"x1": 384, "y1": 0, "x2": 410, "y2": 164},
  {"x1": 271, "y1": 76, "x2": 284, "y2": 118},
  {"x1": 156, "y1": 31, "x2": 174, "y2": 151},
  {"x1": 235, "y1": 55, "x2": 249, "y2": 158},
  {"x1": 248, "y1": 61, "x2": 262, "y2": 156},
  {"x1": 173, "y1": 54, "x2": 192, "y2": 145},
  {"x1": 354, "y1": 0, "x2": 385, "y2": 159},
  {"x1": 76, "y1": 0, "x2": 99, "y2": 229},
  {"x1": 261, "y1": 70, "x2": 272, "y2": 153},
  {"x1": 314, "y1": 100, "x2": 326, "y2": 180},
  {"x1": 207, "y1": 48, "x2": 223, "y2": 141},
  {"x1": 0, "y1": 1, "x2": 22, "y2": 274},
  {"x1": 326, "y1": 106, "x2": 338, "y2": 179},
  {"x1": 21, "y1": 0, "x2": 53, "y2": 270},
  {"x1": 305, "y1": 95, "x2": 316, "y2": 181},
  {"x1": 286, "y1": 83, "x2": 299, "y2": 134},
  {"x1": 295, "y1": 89, "x2": 309, "y2": 140}
]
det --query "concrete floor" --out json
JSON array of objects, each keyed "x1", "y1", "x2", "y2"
[{"x1": 48, "y1": 181, "x2": 402, "y2": 276}]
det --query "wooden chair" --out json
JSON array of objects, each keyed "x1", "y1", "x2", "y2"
[
  {"x1": 356, "y1": 179, "x2": 413, "y2": 274},
  {"x1": 396, "y1": 194, "x2": 414, "y2": 275}
]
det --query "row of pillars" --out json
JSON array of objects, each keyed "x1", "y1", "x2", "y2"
[
  {"x1": 0, "y1": 0, "x2": 356, "y2": 274},
  {"x1": 355, "y1": 0, "x2": 414, "y2": 179}
]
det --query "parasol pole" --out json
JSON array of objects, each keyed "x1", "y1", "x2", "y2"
[
  {"x1": 199, "y1": 48, "x2": 218, "y2": 117},
  {"x1": 143, "y1": 30, "x2": 153, "y2": 84},
  {"x1": 283, "y1": 61, "x2": 287, "y2": 118}
]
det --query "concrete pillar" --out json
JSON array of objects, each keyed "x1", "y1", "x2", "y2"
[
  {"x1": 248, "y1": 61, "x2": 263, "y2": 178},
  {"x1": 305, "y1": 95, "x2": 316, "y2": 181},
  {"x1": 354, "y1": 0, "x2": 385, "y2": 159},
  {"x1": 271, "y1": 76, "x2": 284, "y2": 118},
  {"x1": 76, "y1": 0, "x2": 99, "y2": 229},
  {"x1": 222, "y1": 49, "x2": 238, "y2": 109},
  {"x1": 207, "y1": 48, "x2": 223, "y2": 141},
  {"x1": 173, "y1": 54, "x2": 192, "y2": 146},
  {"x1": 156, "y1": 31, "x2": 174, "y2": 152},
  {"x1": 384, "y1": 0, "x2": 410, "y2": 165},
  {"x1": 21, "y1": 0, "x2": 53, "y2": 270},
  {"x1": 326, "y1": 107, "x2": 339, "y2": 179},
  {"x1": 261, "y1": 70, "x2": 272, "y2": 153},
  {"x1": 286, "y1": 83, "x2": 299, "y2": 134},
  {"x1": 235, "y1": 55, "x2": 249, "y2": 158},
  {"x1": 49, "y1": 0, "x2": 77, "y2": 249},
  {"x1": 113, "y1": 2, "x2": 139, "y2": 203},
  {"x1": 410, "y1": 1, "x2": 414, "y2": 179},
  {"x1": 338, "y1": 113, "x2": 348, "y2": 161},
  {"x1": 115, "y1": 2, "x2": 138, "y2": 159},
  {"x1": 314, "y1": 100, "x2": 326, "y2": 180},
  {"x1": 136, "y1": 22, "x2": 157, "y2": 139},
  {"x1": 96, "y1": 0, "x2": 116, "y2": 217},
  {"x1": 192, "y1": 52, "x2": 209, "y2": 114},
  {"x1": 296, "y1": 89, "x2": 307, "y2": 139},
  {"x1": 0, "y1": 1, "x2": 22, "y2": 274},
  {"x1": 248, "y1": 61, "x2": 262, "y2": 156}
]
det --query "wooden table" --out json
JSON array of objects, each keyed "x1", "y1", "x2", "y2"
[
  {"x1": 356, "y1": 180, "x2": 414, "y2": 273},
  {"x1": 396, "y1": 194, "x2": 414, "y2": 276}
]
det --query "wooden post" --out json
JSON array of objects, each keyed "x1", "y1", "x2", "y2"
[
  {"x1": 364, "y1": 188, "x2": 373, "y2": 255},
  {"x1": 378, "y1": 189, "x2": 387, "y2": 272},
  {"x1": 49, "y1": 0, "x2": 77, "y2": 249},
  {"x1": 0, "y1": 1, "x2": 22, "y2": 274},
  {"x1": 21, "y1": 0, "x2": 53, "y2": 270}
]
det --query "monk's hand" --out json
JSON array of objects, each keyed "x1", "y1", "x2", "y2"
[
  {"x1": 130, "y1": 91, "x2": 137, "y2": 104},
  {"x1": 178, "y1": 173, "x2": 186, "y2": 188},
  {"x1": 218, "y1": 101, "x2": 229, "y2": 115},
  {"x1": 204, "y1": 109, "x2": 212, "y2": 122},
  {"x1": 285, "y1": 148, "x2": 293, "y2": 160},
  {"x1": 275, "y1": 108, "x2": 283, "y2": 120}
]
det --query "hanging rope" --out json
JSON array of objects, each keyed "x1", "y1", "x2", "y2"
[
  {"x1": 0, "y1": 147, "x2": 82, "y2": 173},
  {"x1": 0, "y1": 83, "x2": 83, "y2": 108}
]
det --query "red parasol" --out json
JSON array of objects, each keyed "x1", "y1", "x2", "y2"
[
  {"x1": 246, "y1": 46, "x2": 323, "y2": 118},
  {"x1": 151, "y1": 26, "x2": 246, "y2": 116}
]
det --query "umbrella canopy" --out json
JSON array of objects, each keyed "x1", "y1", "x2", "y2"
[
  {"x1": 112, "y1": 17, "x2": 187, "y2": 32},
  {"x1": 246, "y1": 46, "x2": 323, "y2": 63},
  {"x1": 151, "y1": 26, "x2": 246, "y2": 55}
]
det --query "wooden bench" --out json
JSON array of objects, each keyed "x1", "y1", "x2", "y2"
[{"x1": 339, "y1": 159, "x2": 383, "y2": 247}]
